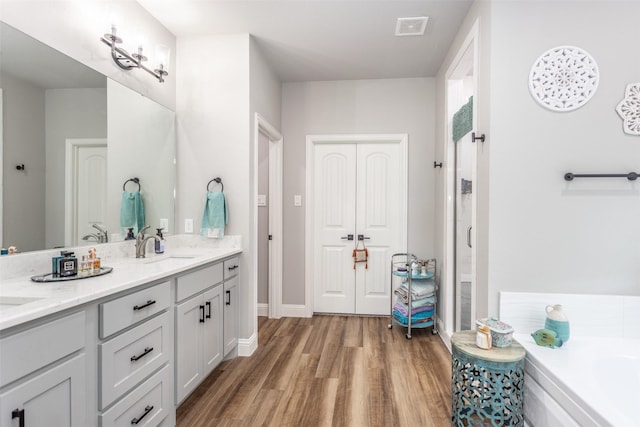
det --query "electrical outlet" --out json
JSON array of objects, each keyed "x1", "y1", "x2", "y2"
[
  {"x1": 159, "y1": 218, "x2": 169, "y2": 231},
  {"x1": 294, "y1": 195, "x2": 302, "y2": 207},
  {"x1": 184, "y1": 218, "x2": 193, "y2": 233}
]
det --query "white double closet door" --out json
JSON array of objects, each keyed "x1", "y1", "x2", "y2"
[{"x1": 311, "y1": 138, "x2": 407, "y2": 315}]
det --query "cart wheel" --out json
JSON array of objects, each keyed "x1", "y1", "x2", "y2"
[
  {"x1": 387, "y1": 324, "x2": 392, "y2": 329},
  {"x1": 405, "y1": 334, "x2": 412, "y2": 339}
]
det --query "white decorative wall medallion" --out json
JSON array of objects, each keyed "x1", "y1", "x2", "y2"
[
  {"x1": 529, "y1": 46, "x2": 599, "y2": 112},
  {"x1": 616, "y1": 82, "x2": 640, "y2": 136}
]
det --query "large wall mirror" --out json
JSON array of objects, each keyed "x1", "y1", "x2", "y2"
[{"x1": 0, "y1": 21, "x2": 176, "y2": 253}]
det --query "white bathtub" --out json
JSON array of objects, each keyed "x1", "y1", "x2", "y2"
[{"x1": 516, "y1": 333, "x2": 640, "y2": 427}]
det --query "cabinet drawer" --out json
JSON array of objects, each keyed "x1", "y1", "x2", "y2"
[
  {"x1": 100, "y1": 281, "x2": 171, "y2": 339},
  {"x1": 100, "y1": 364, "x2": 171, "y2": 427},
  {"x1": 99, "y1": 312, "x2": 171, "y2": 409},
  {"x1": 0, "y1": 311, "x2": 85, "y2": 387},
  {"x1": 223, "y1": 257, "x2": 240, "y2": 280},
  {"x1": 176, "y1": 263, "x2": 222, "y2": 302}
]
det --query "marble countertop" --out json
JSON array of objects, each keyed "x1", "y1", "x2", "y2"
[{"x1": 0, "y1": 236, "x2": 241, "y2": 332}]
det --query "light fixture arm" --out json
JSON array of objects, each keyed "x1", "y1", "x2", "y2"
[{"x1": 100, "y1": 30, "x2": 168, "y2": 83}]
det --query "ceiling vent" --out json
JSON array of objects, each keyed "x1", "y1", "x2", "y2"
[{"x1": 395, "y1": 16, "x2": 429, "y2": 37}]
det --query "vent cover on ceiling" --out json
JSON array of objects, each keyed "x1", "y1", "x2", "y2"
[{"x1": 395, "y1": 16, "x2": 429, "y2": 37}]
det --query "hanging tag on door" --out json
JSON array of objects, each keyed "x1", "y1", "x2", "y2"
[{"x1": 352, "y1": 240, "x2": 368, "y2": 269}]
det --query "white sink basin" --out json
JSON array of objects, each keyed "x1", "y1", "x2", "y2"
[{"x1": 0, "y1": 296, "x2": 43, "y2": 313}]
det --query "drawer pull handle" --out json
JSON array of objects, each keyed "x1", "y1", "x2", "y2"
[
  {"x1": 130, "y1": 346, "x2": 154, "y2": 362},
  {"x1": 226, "y1": 290, "x2": 231, "y2": 306},
  {"x1": 131, "y1": 405, "x2": 154, "y2": 425},
  {"x1": 200, "y1": 305, "x2": 205, "y2": 323},
  {"x1": 12, "y1": 409, "x2": 25, "y2": 427},
  {"x1": 205, "y1": 301, "x2": 211, "y2": 319},
  {"x1": 133, "y1": 299, "x2": 156, "y2": 311},
  {"x1": 228, "y1": 265, "x2": 238, "y2": 271}
]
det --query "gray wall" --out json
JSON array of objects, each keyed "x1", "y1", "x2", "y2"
[
  {"x1": 2, "y1": 74, "x2": 46, "y2": 251},
  {"x1": 486, "y1": 0, "x2": 640, "y2": 314},
  {"x1": 435, "y1": 0, "x2": 640, "y2": 327},
  {"x1": 45, "y1": 88, "x2": 107, "y2": 248},
  {"x1": 281, "y1": 78, "x2": 436, "y2": 305}
]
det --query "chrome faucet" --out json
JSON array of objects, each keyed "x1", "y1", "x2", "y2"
[
  {"x1": 82, "y1": 233, "x2": 101, "y2": 242},
  {"x1": 135, "y1": 225, "x2": 160, "y2": 258},
  {"x1": 92, "y1": 223, "x2": 109, "y2": 243}
]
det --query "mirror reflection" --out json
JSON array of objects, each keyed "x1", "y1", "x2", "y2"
[{"x1": 0, "y1": 21, "x2": 175, "y2": 253}]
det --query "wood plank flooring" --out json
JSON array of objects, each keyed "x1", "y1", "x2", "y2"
[{"x1": 177, "y1": 315, "x2": 452, "y2": 427}]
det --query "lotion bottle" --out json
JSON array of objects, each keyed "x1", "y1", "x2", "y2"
[{"x1": 155, "y1": 228, "x2": 165, "y2": 254}]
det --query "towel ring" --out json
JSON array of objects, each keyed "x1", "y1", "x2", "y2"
[
  {"x1": 207, "y1": 177, "x2": 223, "y2": 192},
  {"x1": 123, "y1": 177, "x2": 141, "y2": 192}
]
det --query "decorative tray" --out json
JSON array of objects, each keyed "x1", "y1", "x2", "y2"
[{"x1": 31, "y1": 266, "x2": 113, "y2": 283}]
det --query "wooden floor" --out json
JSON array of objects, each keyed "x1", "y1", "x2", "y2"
[{"x1": 177, "y1": 315, "x2": 452, "y2": 427}]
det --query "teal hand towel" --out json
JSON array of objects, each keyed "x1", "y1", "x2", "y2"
[
  {"x1": 201, "y1": 191, "x2": 228, "y2": 238},
  {"x1": 452, "y1": 96, "x2": 473, "y2": 143},
  {"x1": 120, "y1": 191, "x2": 145, "y2": 235}
]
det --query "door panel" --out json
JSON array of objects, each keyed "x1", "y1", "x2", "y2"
[
  {"x1": 313, "y1": 144, "x2": 357, "y2": 313},
  {"x1": 76, "y1": 144, "x2": 107, "y2": 245},
  {"x1": 355, "y1": 144, "x2": 403, "y2": 315}
]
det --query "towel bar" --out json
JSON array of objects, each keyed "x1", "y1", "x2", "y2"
[{"x1": 564, "y1": 172, "x2": 638, "y2": 181}]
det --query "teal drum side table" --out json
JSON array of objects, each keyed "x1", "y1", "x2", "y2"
[{"x1": 451, "y1": 331, "x2": 526, "y2": 427}]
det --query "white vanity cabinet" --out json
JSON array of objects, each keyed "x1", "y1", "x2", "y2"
[
  {"x1": 98, "y1": 281, "x2": 173, "y2": 427},
  {"x1": 223, "y1": 257, "x2": 239, "y2": 357},
  {"x1": 0, "y1": 311, "x2": 87, "y2": 427},
  {"x1": 175, "y1": 264, "x2": 224, "y2": 404}
]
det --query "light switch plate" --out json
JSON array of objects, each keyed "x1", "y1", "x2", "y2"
[
  {"x1": 257, "y1": 194, "x2": 267, "y2": 206},
  {"x1": 294, "y1": 195, "x2": 302, "y2": 206},
  {"x1": 159, "y1": 218, "x2": 169, "y2": 231},
  {"x1": 184, "y1": 218, "x2": 193, "y2": 233}
]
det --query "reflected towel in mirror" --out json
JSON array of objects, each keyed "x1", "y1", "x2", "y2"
[
  {"x1": 120, "y1": 191, "x2": 145, "y2": 235},
  {"x1": 201, "y1": 191, "x2": 228, "y2": 238}
]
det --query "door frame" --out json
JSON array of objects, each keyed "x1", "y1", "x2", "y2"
[
  {"x1": 0, "y1": 89, "x2": 3, "y2": 247},
  {"x1": 252, "y1": 113, "x2": 283, "y2": 320},
  {"x1": 443, "y1": 20, "x2": 479, "y2": 338},
  {"x1": 305, "y1": 134, "x2": 409, "y2": 317},
  {"x1": 64, "y1": 138, "x2": 107, "y2": 247}
]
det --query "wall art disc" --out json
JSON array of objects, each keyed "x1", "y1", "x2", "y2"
[
  {"x1": 615, "y1": 82, "x2": 640, "y2": 136},
  {"x1": 529, "y1": 45, "x2": 599, "y2": 112}
]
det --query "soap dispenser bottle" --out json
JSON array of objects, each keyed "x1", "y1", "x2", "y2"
[
  {"x1": 155, "y1": 228, "x2": 165, "y2": 254},
  {"x1": 124, "y1": 228, "x2": 135, "y2": 240}
]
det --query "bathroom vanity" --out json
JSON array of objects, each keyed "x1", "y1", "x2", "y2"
[{"x1": 0, "y1": 239, "x2": 241, "y2": 427}]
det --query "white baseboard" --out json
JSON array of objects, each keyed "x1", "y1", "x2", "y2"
[
  {"x1": 237, "y1": 332, "x2": 257, "y2": 357},
  {"x1": 281, "y1": 304, "x2": 312, "y2": 318},
  {"x1": 257, "y1": 303, "x2": 269, "y2": 317}
]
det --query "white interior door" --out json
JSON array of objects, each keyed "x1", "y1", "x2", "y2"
[
  {"x1": 355, "y1": 143, "x2": 405, "y2": 314},
  {"x1": 312, "y1": 143, "x2": 357, "y2": 314},
  {"x1": 310, "y1": 136, "x2": 407, "y2": 316},
  {"x1": 76, "y1": 144, "x2": 107, "y2": 245}
]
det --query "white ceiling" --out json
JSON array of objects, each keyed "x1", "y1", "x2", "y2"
[{"x1": 137, "y1": 0, "x2": 473, "y2": 82}]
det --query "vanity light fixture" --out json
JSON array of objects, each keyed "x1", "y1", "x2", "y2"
[{"x1": 100, "y1": 25, "x2": 169, "y2": 83}]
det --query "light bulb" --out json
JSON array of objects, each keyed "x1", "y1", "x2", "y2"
[{"x1": 155, "y1": 45, "x2": 171, "y2": 71}]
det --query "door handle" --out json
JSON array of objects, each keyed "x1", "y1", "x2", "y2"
[
  {"x1": 199, "y1": 305, "x2": 205, "y2": 323},
  {"x1": 340, "y1": 234, "x2": 354, "y2": 241},
  {"x1": 467, "y1": 226, "x2": 472, "y2": 248},
  {"x1": 226, "y1": 290, "x2": 231, "y2": 306},
  {"x1": 357, "y1": 235, "x2": 370, "y2": 241},
  {"x1": 205, "y1": 301, "x2": 211, "y2": 319},
  {"x1": 12, "y1": 409, "x2": 24, "y2": 427}
]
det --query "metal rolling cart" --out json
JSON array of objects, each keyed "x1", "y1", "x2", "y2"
[{"x1": 387, "y1": 253, "x2": 437, "y2": 339}]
